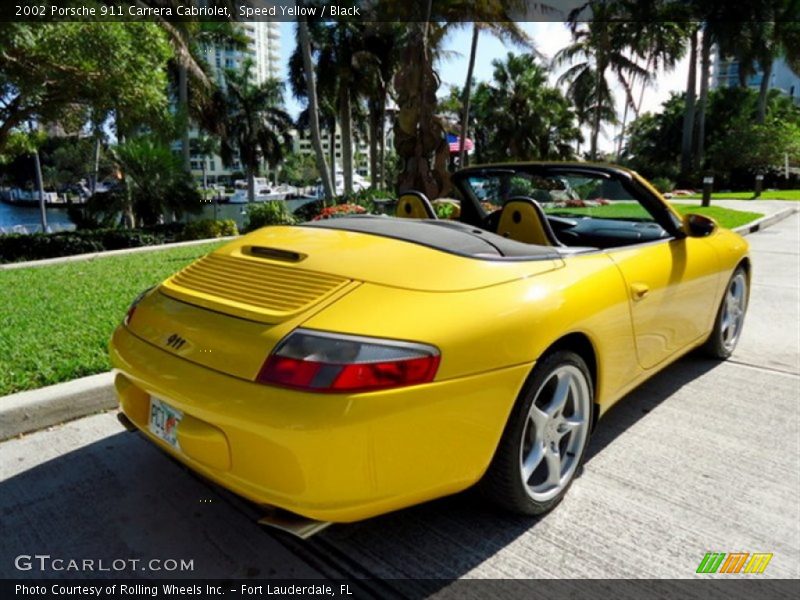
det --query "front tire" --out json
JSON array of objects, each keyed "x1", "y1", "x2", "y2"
[
  {"x1": 702, "y1": 266, "x2": 748, "y2": 359},
  {"x1": 481, "y1": 350, "x2": 594, "y2": 516}
]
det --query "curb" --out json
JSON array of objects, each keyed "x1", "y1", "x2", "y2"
[
  {"x1": 0, "y1": 372, "x2": 116, "y2": 441},
  {"x1": 2, "y1": 208, "x2": 797, "y2": 442},
  {"x1": 734, "y1": 206, "x2": 798, "y2": 236},
  {"x1": 0, "y1": 236, "x2": 237, "y2": 271}
]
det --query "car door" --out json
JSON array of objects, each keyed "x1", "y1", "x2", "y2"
[{"x1": 608, "y1": 236, "x2": 720, "y2": 369}]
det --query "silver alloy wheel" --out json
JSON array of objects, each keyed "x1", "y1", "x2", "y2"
[
  {"x1": 721, "y1": 271, "x2": 747, "y2": 352},
  {"x1": 519, "y1": 365, "x2": 591, "y2": 502}
]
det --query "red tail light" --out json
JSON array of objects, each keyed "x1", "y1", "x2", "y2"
[
  {"x1": 123, "y1": 287, "x2": 154, "y2": 327},
  {"x1": 256, "y1": 329, "x2": 440, "y2": 393}
]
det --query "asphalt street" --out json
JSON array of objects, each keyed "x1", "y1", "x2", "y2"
[{"x1": 1, "y1": 214, "x2": 798, "y2": 585}]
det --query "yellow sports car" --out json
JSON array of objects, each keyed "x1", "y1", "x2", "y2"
[{"x1": 110, "y1": 163, "x2": 749, "y2": 527}]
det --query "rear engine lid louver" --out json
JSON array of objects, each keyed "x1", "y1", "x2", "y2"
[{"x1": 160, "y1": 253, "x2": 351, "y2": 323}]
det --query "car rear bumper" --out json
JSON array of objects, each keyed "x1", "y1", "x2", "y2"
[{"x1": 110, "y1": 325, "x2": 532, "y2": 522}]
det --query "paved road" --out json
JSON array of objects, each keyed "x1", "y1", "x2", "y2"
[{"x1": 2, "y1": 215, "x2": 798, "y2": 585}]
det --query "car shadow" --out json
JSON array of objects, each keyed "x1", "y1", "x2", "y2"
[{"x1": 0, "y1": 355, "x2": 724, "y2": 586}]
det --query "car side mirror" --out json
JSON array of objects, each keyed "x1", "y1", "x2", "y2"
[{"x1": 683, "y1": 213, "x2": 717, "y2": 237}]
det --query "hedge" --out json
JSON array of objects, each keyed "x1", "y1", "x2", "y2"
[{"x1": 0, "y1": 222, "x2": 235, "y2": 264}]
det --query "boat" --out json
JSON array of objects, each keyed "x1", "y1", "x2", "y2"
[{"x1": 228, "y1": 179, "x2": 298, "y2": 204}]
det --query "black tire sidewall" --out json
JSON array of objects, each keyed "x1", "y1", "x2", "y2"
[{"x1": 482, "y1": 350, "x2": 595, "y2": 515}]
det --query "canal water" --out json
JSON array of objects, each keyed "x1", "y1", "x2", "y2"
[{"x1": 0, "y1": 202, "x2": 75, "y2": 234}]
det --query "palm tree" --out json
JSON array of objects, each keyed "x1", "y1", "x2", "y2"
[
  {"x1": 112, "y1": 136, "x2": 201, "y2": 226},
  {"x1": 457, "y1": 19, "x2": 532, "y2": 167},
  {"x1": 295, "y1": 18, "x2": 334, "y2": 200},
  {"x1": 190, "y1": 134, "x2": 218, "y2": 190},
  {"x1": 360, "y1": 22, "x2": 405, "y2": 189},
  {"x1": 212, "y1": 61, "x2": 293, "y2": 203},
  {"x1": 472, "y1": 53, "x2": 582, "y2": 161},
  {"x1": 615, "y1": 21, "x2": 688, "y2": 159},
  {"x1": 555, "y1": 10, "x2": 651, "y2": 161}
]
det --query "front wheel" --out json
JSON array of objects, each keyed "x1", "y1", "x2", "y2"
[
  {"x1": 480, "y1": 350, "x2": 594, "y2": 515},
  {"x1": 702, "y1": 266, "x2": 748, "y2": 359}
]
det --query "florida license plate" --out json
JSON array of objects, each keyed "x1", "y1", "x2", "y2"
[{"x1": 149, "y1": 397, "x2": 183, "y2": 449}]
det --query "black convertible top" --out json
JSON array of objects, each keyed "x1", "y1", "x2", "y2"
[{"x1": 303, "y1": 216, "x2": 563, "y2": 261}]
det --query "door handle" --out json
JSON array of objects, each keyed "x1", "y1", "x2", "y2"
[{"x1": 631, "y1": 283, "x2": 650, "y2": 300}]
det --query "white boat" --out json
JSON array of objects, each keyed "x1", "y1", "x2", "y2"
[
  {"x1": 228, "y1": 179, "x2": 298, "y2": 204},
  {"x1": 313, "y1": 170, "x2": 370, "y2": 198}
]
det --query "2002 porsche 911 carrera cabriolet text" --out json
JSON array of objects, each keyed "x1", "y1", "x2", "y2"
[{"x1": 110, "y1": 163, "x2": 750, "y2": 529}]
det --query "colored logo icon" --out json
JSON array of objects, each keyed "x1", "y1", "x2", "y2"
[{"x1": 696, "y1": 552, "x2": 773, "y2": 574}]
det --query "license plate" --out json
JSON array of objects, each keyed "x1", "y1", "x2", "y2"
[{"x1": 149, "y1": 397, "x2": 183, "y2": 449}]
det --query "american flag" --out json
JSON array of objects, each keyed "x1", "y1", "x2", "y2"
[{"x1": 447, "y1": 133, "x2": 474, "y2": 154}]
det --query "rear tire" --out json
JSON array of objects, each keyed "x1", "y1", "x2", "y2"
[
  {"x1": 702, "y1": 266, "x2": 748, "y2": 359},
  {"x1": 480, "y1": 350, "x2": 594, "y2": 516}
]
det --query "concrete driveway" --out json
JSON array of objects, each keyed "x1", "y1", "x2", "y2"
[{"x1": 1, "y1": 215, "x2": 798, "y2": 584}]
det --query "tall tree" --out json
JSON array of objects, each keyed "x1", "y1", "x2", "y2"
[
  {"x1": 555, "y1": 12, "x2": 650, "y2": 161},
  {"x1": 472, "y1": 53, "x2": 582, "y2": 161},
  {"x1": 457, "y1": 19, "x2": 532, "y2": 168},
  {"x1": 0, "y1": 22, "x2": 173, "y2": 152},
  {"x1": 295, "y1": 19, "x2": 334, "y2": 200},
  {"x1": 211, "y1": 61, "x2": 293, "y2": 203},
  {"x1": 680, "y1": 28, "x2": 699, "y2": 179}
]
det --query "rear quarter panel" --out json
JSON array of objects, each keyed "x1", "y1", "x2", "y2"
[{"x1": 302, "y1": 252, "x2": 638, "y2": 415}]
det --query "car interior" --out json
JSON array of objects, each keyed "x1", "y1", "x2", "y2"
[{"x1": 308, "y1": 165, "x2": 684, "y2": 261}]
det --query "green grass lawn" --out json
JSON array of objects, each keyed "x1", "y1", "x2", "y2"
[
  {"x1": 0, "y1": 241, "x2": 224, "y2": 397},
  {"x1": 546, "y1": 203, "x2": 763, "y2": 229},
  {"x1": 682, "y1": 190, "x2": 800, "y2": 201}
]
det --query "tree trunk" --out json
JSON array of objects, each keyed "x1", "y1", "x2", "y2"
[
  {"x1": 298, "y1": 19, "x2": 334, "y2": 202},
  {"x1": 616, "y1": 99, "x2": 629, "y2": 161},
  {"x1": 33, "y1": 151, "x2": 47, "y2": 232},
  {"x1": 378, "y1": 94, "x2": 386, "y2": 190},
  {"x1": 756, "y1": 58, "x2": 773, "y2": 124},
  {"x1": 368, "y1": 104, "x2": 379, "y2": 189},
  {"x1": 179, "y1": 65, "x2": 191, "y2": 173},
  {"x1": 680, "y1": 29, "x2": 698, "y2": 181},
  {"x1": 91, "y1": 134, "x2": 101, "y2": 196},
  {"x1": 695, "y1": 26, "x2": 711, "y2": 171},
  {"x1": 459, "y1": 25, "x2": 480, "y2": 167},
  {"x1": 590, "y1": 69, "x2": 604, "y2": 161},
  {"x1": 340, "y1": 86, "x2": 353, "y2": 194},
  {"x1": 329, "y1": 127, "x2": 337, "y2": 194},
  {"x1": 202, "y1": 159, "x2": 207, "y2": 190}
]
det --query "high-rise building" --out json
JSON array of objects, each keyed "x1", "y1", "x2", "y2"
[
  {"x1": 712, "y1": 52, "x2": 800, "y2": 105},
  {"x1": 189, "y1": 21, "x2": 282, "y2": 185}
]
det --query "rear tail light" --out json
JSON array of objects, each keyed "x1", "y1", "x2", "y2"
[
  {"x1": 257, "y1": 329, "x2": 440, "y2": 393},
  {"x1": 123, "y1": 287, "x2": 154, "y2": 327}
]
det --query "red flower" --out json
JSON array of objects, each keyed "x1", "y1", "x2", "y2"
[{"x1": 312, "y1": 204, "x2": 367, "y2": 220}]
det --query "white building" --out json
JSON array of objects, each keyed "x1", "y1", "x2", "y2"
[
  {"x1": 189, "y1": 21, "x2": 282, "y2": 185},
  {"x1": 291, "y1": 127, "x2": 371, "y2": 179},
  {"x1": 712, "y1": 52, "x2": 800, "y2": 105}
]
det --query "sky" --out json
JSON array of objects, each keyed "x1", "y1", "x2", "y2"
[{"x1": 277, "y1": 21, "x2": 690, "y2": 154}]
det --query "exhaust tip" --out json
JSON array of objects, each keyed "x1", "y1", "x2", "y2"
[
  {"x1": 117, "y1": 411, "x2": 137, "y2": 432},
  {"x1": 258, "y1": 508, "x2": 331, "y2": 539}
]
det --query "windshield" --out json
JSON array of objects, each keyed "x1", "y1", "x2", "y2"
[{"x1": 463, "y1": 170, "x2": 656, "y2": 223}]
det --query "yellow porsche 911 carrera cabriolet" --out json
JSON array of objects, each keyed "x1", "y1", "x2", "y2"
[{"x1": 110, "y1": 163, "x2": 749, "y2": 527}]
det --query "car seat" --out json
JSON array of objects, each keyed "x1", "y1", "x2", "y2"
[
  {"x1": 496, "y1": 197, "x2": 563, "y2": 246},
  {"x1": 395, "y1": 191, "x2": 437, "y2": 219}
]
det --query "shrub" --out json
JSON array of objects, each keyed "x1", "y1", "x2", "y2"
[
  {"x1": 178, "y1": 219, "x2": 238, "y2": 241},
  {"x1": 244, "y1": 202, "x2": 297, "y2": 232},
  {"x1": 0, "y1": 227, "x2": 184, "y2": 264},
  {"x1": 651, "y1": 177, "x2": 676, "y2": 194}
]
